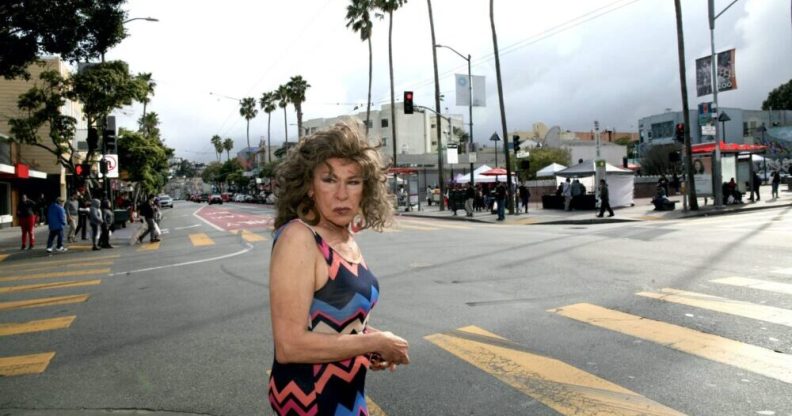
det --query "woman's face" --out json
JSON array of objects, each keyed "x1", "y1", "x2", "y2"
[{"x1": 310, "y1": 158, "x2": 364, "y2": 229}]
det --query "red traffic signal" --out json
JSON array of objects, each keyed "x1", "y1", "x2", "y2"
[
  {"x1": 675, "y1": 123, "x2": 685, "y2": 142},
  {"x1": 403, "y1": 91, "x2": 414, "y2": 114},
  {"x1": 75, "y1": 163, "x2": 91, "y2": 177}
]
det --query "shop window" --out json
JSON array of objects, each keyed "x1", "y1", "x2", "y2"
[
  {"x1": 0, "y1": 139, "x2": 10, "y2": 165},
  {"x1": 381, "y1": 119, "x2": 389, "y2": 128}
]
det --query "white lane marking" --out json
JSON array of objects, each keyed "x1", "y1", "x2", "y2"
[
  {"x1": 174, "y1": 224, "x2": 202, "y2": 230},
  {"x1": 108, "y1": 243, "x2": 253, "y2": 276},
  {"x1": 192, "y1": 205, "x2": 225, "y2": 232}
]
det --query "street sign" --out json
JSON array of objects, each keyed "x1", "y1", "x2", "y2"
[
  {"x1": 515, "y1": 150, "x2": 530, "y2": 159},
  {"x1": 701, "y1": 125, "x2": 716, "y2": 136},
  {"x1": 100, "y1": 154, "x2": 119, "y2": 178}
]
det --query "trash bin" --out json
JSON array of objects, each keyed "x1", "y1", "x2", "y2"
[{"x1": 113, "y1": 209, "x2": 129, "y2": 229}]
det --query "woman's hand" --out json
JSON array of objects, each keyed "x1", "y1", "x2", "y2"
[{"x1": 373, "y1": 331, "x2": 410, "y2": 367}]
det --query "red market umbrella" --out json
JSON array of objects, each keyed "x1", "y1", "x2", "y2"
[{"x1": 480, "y1": 167, "x2": 508, "y2": 176}]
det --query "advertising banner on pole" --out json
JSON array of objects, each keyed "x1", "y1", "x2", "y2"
[
  {"x1": 696, "y1": 49, "x2": 737, "y2": 97},
  {"x1": 455, "y1": 74, "x2": 486, "y2": 107}
]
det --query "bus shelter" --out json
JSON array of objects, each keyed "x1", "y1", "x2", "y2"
[
  {"x1": 691, "y1": 142, "x2": 767, "y2": 201},
  {"x1": 388, "y1": 167, "x2": 419, "y2": 211}
]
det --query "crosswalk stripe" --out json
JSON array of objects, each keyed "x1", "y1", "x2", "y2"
[
  {"x1": 550, "y1": 303, "x2": 792, "y2": 384},
  {"x1": 426, "y1": 325, "x2": 684, "y2": 415},
  {"x1": 0, "y1": 279, "x2": 102, "y2": 295},
  {"x1": 0, "y1": 269, "x2": 110, "y2": 283},
  {"x1": 189, "y1": 233, "x2": 214, "y2": 246},
  {"x1": 392, "y1": 223, "x2": 439, "y2": 231},
  {"x1": 0, "y1": 254, "x2": 7, "y2": 262},
  {"x1": 241, "y1": 230, "x2": 267, "y2": 242},
  {"x1": 400, "y1": 219, "x2": 472, "y2": 230},
  {"x1": 0, "y1": 352, "x2": 56, "y2": 376},
  {"x1": 366, "y1": 397, "x2": 387, "y2": 416},
  {"x1": 0, "y1": 294, "x2": 89, "y2": 311},
  {"x1": 0, "y1": 316, "x2": 76, "y2": 336},
  {"x1": 0, "y1": 254, "x2": 119, "y2": 270},
  {"x1": 1, "y1": 261, "x2": 113, "y2": 274},
  {"x1": 137, "y1": 241, "x2": 161, "y2": 251},
  {"x1": 711, "y1": 277, "x2": 792, "y2": 296},
  {"x1": 637, "y1": 288, "x2": 792, "y2": 327}
]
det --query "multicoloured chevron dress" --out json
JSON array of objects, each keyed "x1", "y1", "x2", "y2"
[{"x1": 269, "y1": 220, "x2": 379, "y2": 416}]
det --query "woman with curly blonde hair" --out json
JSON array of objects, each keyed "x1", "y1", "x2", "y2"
[{"x1": 267, "y1": 122, "x2": 409, "y2": 415}]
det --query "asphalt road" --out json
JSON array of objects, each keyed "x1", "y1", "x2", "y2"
[{"x1": 1, "y1": 201, "x2": 791, "y2": 415}]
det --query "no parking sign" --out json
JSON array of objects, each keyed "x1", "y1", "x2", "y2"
[{"x1": 101, "y1": 154, "x2": 118, "y2": 178}]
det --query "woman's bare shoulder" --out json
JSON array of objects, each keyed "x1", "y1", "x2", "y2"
[{"x1": 273, "y1": 221, "x2": 316, "y2": 252}]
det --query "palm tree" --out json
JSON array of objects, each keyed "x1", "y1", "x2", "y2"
[
  {"x1": 346, "y1": 0, "x2": 375, "y2": 136},
  {"x1": 239, "y1": 97, "x2": 258, "y2": 167},
  {"x1": 259, "y1": 91, "x2": 277, "y2": 164},
  {"x1": 138, "y1": 112, "x2": 160, "y2": 138},
  {"x1": 276, "y1": 84, "x2": 290, "y2": 143},
  {"x1": 375, "y1": 0, "x2": 405, "y2": 167},
  {"x1": 286, "y1": 76, "x2": 311, "y2": 140},
  {"x1": 490, "y1": 0, "x2": 514, "y2": 215},
  {"x1": 674, "y1": 0, "x2": 697, "y2": 210},
  {"x1": 211, "y1": 134, "x2": 223, "y2": 162},
  {"x1": 223, "y1": 138, "x2": 234, "y2": 162},
  {"x1": 136, "y1": 73, "x2": 156, "y2": 117}
]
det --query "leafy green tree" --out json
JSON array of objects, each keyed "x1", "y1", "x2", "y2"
[
  {"x1": 452, "y1": 126, "x2": 469, "y2": 153},
  {"x1": 525, "y1": 147, "x2": 570, "y2": 180},
  {"x1": 640, "y1": 143, "x2": 681, "y2": 175},
  {"x1": 1, "y1": 0, "x2": 128, "y2": 80},
  {"x1": 175, "y1": 159, "x2": 196, "y2": 178},
  {"x1": 135, "y1": 72, "x2": 156, "y2": 117},
  {"x1": 117, "y1": 128, "x2": 171, "y2": 196},
  {"x1": 276, "y1": 84, "x2": 290, "y2": 143},
  {"x1": 201, "y1": 162, "x2": 222, "y2": 191},
  {"x1": 223, "y1": 137, "x2": 234, "y2": 161},
  {"x1": 286, "y1": 76, "x2": 310, "y2": 140},
  {"x1": 259, "y1": 91, "x2": 277, "y2": 163},
  {"x1": 346, "y1": 0, "x2": 375, "y2": 136},
  {"x1": 258, "y1": 160, "x2": 280, "y2": 179},
  {"x1": 210, "y1": 134, "x2": 223, "y2": 162},
  {"x1": 239, "y1": 97, "x2": 258, "y2": 160},
  {"x1": 762, "y1": 79, "x2": 792, "y2": 110},
  {"x1": 138, "y1": 112, "x2": 160, "y2": 138}
]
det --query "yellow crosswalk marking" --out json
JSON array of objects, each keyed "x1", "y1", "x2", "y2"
[
  {"x1": 393, "y1": 223, "x2": 438, "y2": 231},
  {"x1": 0, "y1": 254, "x2": 8, "y2": 262},
  {"x1": 0, "y1": 294, "x2": 89, "y2": 311},
  {"x1": 241, "y1": 230, "x2": 267, "y2": 242},
  {"x1": 0, "y1": 352, "x2": 55, "y2": 376},
  {"x1": 711, "y1": 277, "x2": 792, "y2": 296},
  {"x1": 189, "y1": 233, "x2": 214, "y2": 246},
  {"x1": 402, "y1": 219, "x2": 471, "y2": 230},
  {"x1": 550, "y1": 303, "x2": 792, "y2": 384},
  {"x1": 426, "y1": 325, "x2": 684, "y2": 415},
  {"x1": 2, "y1": 261, "x2": 113, "y2": 274},
  {"x1": 0, "y1": 279, "x2": 102, "y2": 295},
  {"x1": 137, "y1": 241, "x2": 161, "y2": 251},
  {"x1": 366, "y1": 397, "x2": 387, "y2": 416},
  {"x1": 0, "y1": 254, "x2": 119, "y2": 270},
  {"x1": 66, "y1": 244, "x2": 93, "y2": 251},
  {"x1": 0, "y1": 269, "x2": 110, "y2": 283},
  {"x1": 0, "y1": 316, "x2": 76, "y2": 336},
  {"x1": 637, "y1": 288, "x2": 792, "y2": 327}
]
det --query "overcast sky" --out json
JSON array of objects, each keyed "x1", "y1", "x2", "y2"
[{"x1": 104, "y1": 0, "x2": 792, "y2": 162}]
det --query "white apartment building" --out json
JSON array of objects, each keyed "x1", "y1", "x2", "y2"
[{"x1": 302, "y1": 102, "x2": 465, "y2": 158}]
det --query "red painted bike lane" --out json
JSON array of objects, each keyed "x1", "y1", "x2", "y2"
[{"x1": 194, "y1": 205, "x2": 275, "y2": 232}]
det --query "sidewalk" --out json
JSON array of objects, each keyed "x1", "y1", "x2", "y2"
[{"x1": 400, "y1": 184, "x2": 791, "y2": 225}]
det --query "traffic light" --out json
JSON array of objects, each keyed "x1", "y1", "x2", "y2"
[
  {"x1": 99, "y1": 159, "x2": 108, "y2": 174},
  {"x1": 675, "y1": 123, "x2": 685, "y2": 142},
  {"x1": 87, "y1": 128, "x2": 99, "y2": 152},
  {"x1": 103, "y1": 129, "x2": 116, "y2": 154},
  {"x1": 513, "y1": 135, "x2": 521, "y2": 152},
  {"x1": 403, "y1": 91, "x2": 414, "y2": 114},
  {"x1": 76, "y1": 163, "x2": 91, "y2": 177}
]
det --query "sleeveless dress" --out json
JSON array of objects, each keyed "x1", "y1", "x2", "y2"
[{"x1": 268, "y1": 220, "x2": 379, "y2": 416}]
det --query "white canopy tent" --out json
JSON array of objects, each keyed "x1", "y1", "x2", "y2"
[
  {"x1": 555, "y1": 160, "x2": 635, "y2": 207},
  {"x1": 453, "y1": 164, "x2": 517, "y2": 184},
  {"x1": 536, "y1": 162, "x2": 567, "y2": 177}
]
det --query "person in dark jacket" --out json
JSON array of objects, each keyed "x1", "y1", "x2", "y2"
[
  {"x1": 99, "y1": 199, "x2": 114, "y2": 249},
  {"x1": 137, "y1": 196, "x2": 160, "y2": 243},
  {"x1": 89, "y1": 198, "x2": 103, "y2": 250},
  {"x1": 75, "y1": 193, "x2": 89, "y2": 240},
  {"x1": 596, "y1": 179, "x2": 614, "y2": 217},
  {"x1": 17, "y1": 194, "x2": 37, "y2": 250},
  {"x1": 771, "y1": 170, "x2": 781, "y2": 199},
  {"x1": 46, "y1": 197, "x2": 68, "y2": 253},
  {"x1": 750, "y1": 171, "x2": 761, "y2": 201},
  {"x1": 494, "y1": 181, "x2": 506, "y2": 221}
]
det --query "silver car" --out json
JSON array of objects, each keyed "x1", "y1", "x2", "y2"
[{"x1": 158, "y1": 194, "x2": 173, "y2": 208}]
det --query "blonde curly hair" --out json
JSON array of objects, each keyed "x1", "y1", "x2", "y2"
[{"x1": 273, "y1": 122, "x2": 393, "y2": 232}]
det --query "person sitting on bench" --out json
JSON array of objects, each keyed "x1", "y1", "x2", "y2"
[{"x1": 652, "y1": 186, "x2": 676, "y2": 211}]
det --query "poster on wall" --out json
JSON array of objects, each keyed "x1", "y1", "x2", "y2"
[
  {"x1": 696, "y1": 49, "x2": 737, "y2": 97},
  {"x1": 692, "y1": 156, "x2": 713, "y2": 196}
]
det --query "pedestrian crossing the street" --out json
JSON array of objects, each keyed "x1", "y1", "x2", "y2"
[
  {"x1": 0, "y1": 254, "x2": 115, "y2": 376},
  {"x1": 423, "y1": 270, "x2": 792, "y2": 415}
]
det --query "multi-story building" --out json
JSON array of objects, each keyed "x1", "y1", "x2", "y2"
[
  {"x1": 637, "y1": 108, "x2": 792, "y2": 157},
  {"x1": 0, "y1": 57, "x2": 85, "y2": 227},
  {"x1": 302, "y1": 102, "x2": 465, "y2": 158}
]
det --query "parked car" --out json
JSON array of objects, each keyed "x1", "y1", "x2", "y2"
[
  {"x1": 158, "y1": 194, "x2": 173, "y2": 208},
  {"x1": 208, "y1": 194, "x2": 223, "y2": 205},
  {"x1": 200, "y1": 193, "x2": 209, "y2": 202},
  {"x1": 233, "y1": 194, "x2": 246, "y2": 202}
]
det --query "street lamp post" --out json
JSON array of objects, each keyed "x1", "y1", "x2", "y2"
[
  {"x1": 489, "y1": 133, "x2": 501, "y2": 168},
  {"x1": 102, "y1": 17, "x2": 159, "y2": 62},
  {"x1": 708, "y1": 0, "x2": 739, "y2": 208},
  {"x1": 719, "y1": 111, "x2": 731, "y2": 143},
  {"x1": 435, "y1": 44, "x2": 474, "y2": 186}
]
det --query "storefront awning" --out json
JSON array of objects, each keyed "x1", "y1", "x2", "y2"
[
  {"x1": 0, "y1": 163, "x2": 47, "y2": 179},
  {"x1": 691, "y1": 142, "x2": 768, "y2": 154}
]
